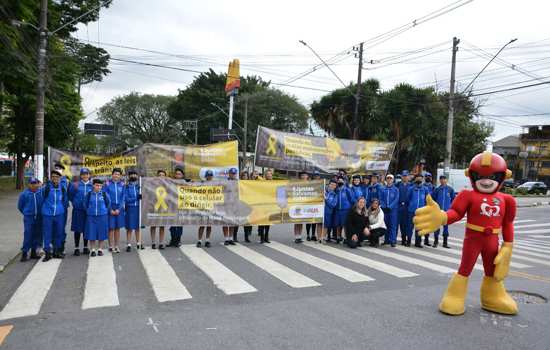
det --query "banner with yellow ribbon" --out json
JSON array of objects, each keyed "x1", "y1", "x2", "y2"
[
  {"x1": 254, "y1": 126, "x2": 396, "y2": 174},
  {"x1": 140, "y1": 178, "x2": 324, "y2": 226},
  {"x1": 48, "y1": 141, "x2": 238, "y2": 180}
]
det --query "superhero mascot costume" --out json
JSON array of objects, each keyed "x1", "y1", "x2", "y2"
[{"x1": 413, "y1": 151, "x2": 518, "y2": 315}]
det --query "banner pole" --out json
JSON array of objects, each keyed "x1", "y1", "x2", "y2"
[
  {"x1": 139, "y1": 176, "x2": 142, "y2": 229},
  {"x1": 253, "y1": 126, "x2": 261, "y2": 171}
]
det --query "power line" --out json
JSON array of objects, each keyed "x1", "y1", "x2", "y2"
[{"x1": 469, "y1": 80, "x2": 550, "y2": 97}]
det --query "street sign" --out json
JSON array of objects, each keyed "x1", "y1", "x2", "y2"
[
  {"x1": 84, "y1": 123, "x2": 115, "y2": 136},
  {"x1": 210, "y1": 128, "x2": 237, "y2": 142}
]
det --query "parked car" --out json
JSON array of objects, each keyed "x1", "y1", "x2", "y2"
[
  {"x1": 516, "y1": 181, "x2": 548, "y2": 195},
  {"x1": 501, "y1": 179, "x2": 517, "y2": 191}
]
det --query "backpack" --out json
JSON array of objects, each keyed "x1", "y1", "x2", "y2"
[{"x1": 86, "y1": 190, "x2": 109, "y2": 209}]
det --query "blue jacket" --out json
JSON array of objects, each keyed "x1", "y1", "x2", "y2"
[
  {"x1": 41, "y1": 182, "x2": 68, "y2": 216},
  {"x1": 368, "y1": 183, "x2": 383, "y2": 204},
  {"x1": 105, "y1": 180, "x2": 125, "y2": 210},
  {"x1": 18, "y1": 189, "x2": 44, "y2": 217},
  {"x1": 68, "y1": 180, "x2": 93, "y2": 210},
  {"x1": 336, "y1": 185, "x2": 353, "y2": 210},
  {"x1": 423, "y1": 182, "x2": 435, "y2": 195},
  {"x1": 433, "y1": 185, "x2": 456, "y2": 211},
  {"x1": 407, "y1": 184, "x2": 430, "y2": 212},
  {"x1": 324, "y1": 189, "x2": 338, "y2": 214},
  {"x1": 360, "y1": 184, "x2": 370, "y2": 200},
  {"x1": 124, "y1": 182, "x2": 141, "y2": 208},
  {"x1": 85, "y1": 191, "x2": 111, "y2": 216},
  {"x1": 380, "y1": 184, "x2": 399, "y2": 210},
  {"x1": 350, "y1": 185, "x2": 364, "y2": 203},
  {"x1": 397, "y1": 181, "x2": 412, "y2": 206}
]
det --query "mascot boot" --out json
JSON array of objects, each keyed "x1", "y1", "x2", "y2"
[
  {"x1": 439, "y1": 273, "x2": 469, "y2": 315},
  {"x1": 480, "y1": 276, "x2": 518, "y2": 315}
]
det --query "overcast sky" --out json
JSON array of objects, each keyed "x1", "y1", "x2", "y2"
[{"x1": 75, "y1": 0, "x2": 550, "y2": 141}]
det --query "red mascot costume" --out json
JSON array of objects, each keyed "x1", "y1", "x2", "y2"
[{"x1": 414, "y1": 151, "x2": 518, "y2": 315}]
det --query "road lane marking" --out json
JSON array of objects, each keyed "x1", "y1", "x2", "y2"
[
  {"x1": 394, "y1": 245, "x2": 484, "y2": 271},
  {"x1": 512, "y1": 220, "x2": 536, "y2": 224},
  {"x1": 266, "y1": 241, "x2": 374, "y2": 282},
  {"x1": 360, "y1": 247, "x2": 456, "y2": 274},
  {"x1": 520, "y1": 239, "x2": 550, "y2": 246},
  {"x1": 304, "y1": 242, "x2": 417, "y2": 278},
  {"x1": 0, "y1": 325, "x2": 14, "y2": 345},
  {"x1": 431, "y1": 244, "x2": 531, "y2": 268},
  {"x1": 513, "y1": 240, "x2": 550, "y2": 249},
  {"x1": 515, "y1": 223, "x2": 550, "y2": 229},
  {"x1": 180, "y1": 245, "x2": 257, "y2": 295},
  {"x1": 226, "y1": 244, "x2": 321, "y2": 288},
  {"x1": 447, "y1": 237, "x2": 549, "y2": 260},
  {"x1": 529, "y1": 235, "x2": 550, "y2": 239},
  {"x1": 505, "y1": 242, "x2": 550, "y2": 254},
  {"x1": 82, "y1": 252, "x2": 119, "y2": 310},
  {"x1": 138, "y1": 248, "x2": 192, "y2": 302},
  {"x1": 509, "y1": 271, "x2": 550, "y2": 283},
  {"x1": 516, "y1": 229, "x2": 550, "y2": 234},
  {"x1": 0, "y1": 260, "x2": 61, "y2": 321}
]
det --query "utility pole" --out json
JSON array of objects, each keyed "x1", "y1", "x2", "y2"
[
  {"x1": 34, "y1": 0, "x2": 48, "y2": 182},
  {"x1": 353, "y1": 42, "x2": 364, "y2": 140},
  {"x1": 243, "y1": 97, "x2": 248, "y2": 170},
  {"x1": 444, "y1": 37, "x2": 459, "y2": 177}
]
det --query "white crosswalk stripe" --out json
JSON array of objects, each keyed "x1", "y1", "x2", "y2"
[
  {"x1": 304, "y1": 242, "x2": 418, "y2": 278},
  {"x1": 515, "y1": 223, "x2": 550, "y2": 229},
  {"x1": 226, "y1": 244, "x2": 321, "y2": 288},
  {"x1": 516, "y1": 229, "x2": 550, "y2": 234},
  {"x1": 180, "y1": 245, "x2": 257, "y2": 295},
  {"x1": 426, "y1": 243, "x2": 531, "y2": 268},
  {"x1": 520, "y1": 239, "x2": 550, "y2": 247},
  {"x1": 512, "y1": 220, "x2": 536, "y2": 224},
  {"x1": 513, "y1": 239, "x2": 550, "y2": 248},
  {"x1": 529, "y1": 235, "x2": 550, "y2": 239},
  {"x1": 138, "y1": 248, "x2": 192, "y2": 302},
  {"x1": 0, "y1": 259, "x2": 61, "y2": 321},
  {"x1": 509, "y1": 243, "x2": 550, "y2": 254},
  {"x1": 393, "y1": 246, "x2": 484, "y2": 271},
  {"x1": 447, "y1": 237, "x2": 550, "y2": 259},
  {"x1": 266, "y1": 241, "x2": 374, "y2": 282},
  {"x1": 82, "y1": 252, "x2": 119, "y2": 310},
  {"x1": 359, "y1": 247, "x2": 456, "y2": 274}
]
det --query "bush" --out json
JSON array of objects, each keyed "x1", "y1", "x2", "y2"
[{"x1": 516, "y1": 187, "x2": 529, "y2": 195}]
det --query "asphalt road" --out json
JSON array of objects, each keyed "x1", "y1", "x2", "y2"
[{"x1": 0, "y1": 205, "x2": 549, "y2": 350}]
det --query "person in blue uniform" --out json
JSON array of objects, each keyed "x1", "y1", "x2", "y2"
[
  {"x1": 421, "y1": 172, "x2": 436, "y2": 246},
  {"x1": 380, "y1": 174, "x2": 399, "y2": 247},
  {"x1": 41, "y1": 170, "x2": 68, "y2": 261},
  {"x1": 106, "y1": 168, "x2": 125, "y2": 253},
  {"x1": 367, "y1": 173, "x2": 382, "y2": 206},
  {"x1": 17, "y1": 177, "x2": 44, "y2": 261},
  {"x1": 335, "y1": 176, "x2": 353, "y2": 244},
  {"x1": 54, "y1": 163, "x2": 69, "y2": 254},
  {"x1": 124, "y1": 170, "x2": 143, "y2": 251},
  {"x1": 350, "y1": 174, "x2": 364, "y2": 203},
  {"x1": 397, "y1": 170, "x2": 412, "y2": 245},
  {"x1": 85, "y1": 179, "x2": 111, "y2": 257},
  {"x1": 169, "y1": 168, "x2": 186, "y2": 247},
  {"x1": 361, "y1": 175, "x2": 371, "y2": 199},
  {"x1": 321, "y1": 179, "x2": 338, "y2": 244},
  {"x1": 68, "y1": 167, "x2": 92, "y2": 256},
  {"x1": 432, "y1": 175, "x2": 456, "y2": 248},
  {"x1": 407, "y1": 174, "x2": 430, "y2": 248}
]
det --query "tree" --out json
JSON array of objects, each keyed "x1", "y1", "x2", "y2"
[
  {"x1": 65, "y1": 38, "x2": 110, "y2": 96},
  {"x1": 98, "y1": 93, "x2": 179, "y2": 145},
  {"x1": 310, "y1": 80, "x2": 493, "y2": 173},
  {"x1": 0, "y1": 0, "x2": 112, "y2": 188},
  {"x1": 168, "y1": 70, "x2": 308, "y2": 148}
]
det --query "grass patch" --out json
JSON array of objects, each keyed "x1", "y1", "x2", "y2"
[{"x1": 0, "y1": 176, "x2": 18, "y2": 192}]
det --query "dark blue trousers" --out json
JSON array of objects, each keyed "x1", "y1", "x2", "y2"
[
  {"x1": 383, "y1": 208, "x2": 399, "y2": 244},
  {"x1": 22, "y1": 215, "x2": 41, "y2": 253},
  {"x1": 398, "y1": 205, "x2": 408, "y2": 241},
  {"x1": 43, "y1": 215, "x2": 64, "y2": 252},
  {"x1": 434, "y1": 225, "x2": 449, "y2": 239}
]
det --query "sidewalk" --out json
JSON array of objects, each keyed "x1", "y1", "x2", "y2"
[{"x1": 0, "y1": 191, "x2": 22, "y2": 272}]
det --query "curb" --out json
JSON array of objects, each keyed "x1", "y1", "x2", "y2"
[
  {"x1": 517, "y1": 202, "x2": 550, "y2": 208},
  {"x1": 0, "y1": 251, "x2": 21, "y2": 273}
]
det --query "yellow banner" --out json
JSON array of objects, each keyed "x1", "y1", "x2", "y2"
[{"x1": 178, "y1": 185, "x2": 225, "y2": 210}]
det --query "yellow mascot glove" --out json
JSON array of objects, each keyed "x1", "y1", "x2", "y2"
[
  {"x1": 493, "y1": 242, "x2": 513, "y2": 281},
  {"x1": 413, "y1": 195, "x2": 447, "y2": 236}
]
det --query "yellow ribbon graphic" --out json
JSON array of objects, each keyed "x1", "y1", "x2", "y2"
[
  {"x1": 266, "y1": 134, "x2": 277, "y2": 156},
  {"x1": 60, "y1": 154, "x2": 73, "y2": 178},
  {"x1": 154, "y1": 186, "x2": 169, "y2": 211}
]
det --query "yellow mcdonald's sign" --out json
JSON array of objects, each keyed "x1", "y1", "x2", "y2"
[{"x1": 225, "y1": 59, "x2": 240, "y2": 96}]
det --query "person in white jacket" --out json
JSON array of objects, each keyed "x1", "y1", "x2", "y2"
[{"x1": 367, "y1": 199, "x2": 387, "y2": 247}]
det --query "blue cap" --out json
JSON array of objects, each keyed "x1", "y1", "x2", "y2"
[
  {"x1": 425, "y1": 172, "x2": 432, "y2": 177},
  {"x1": 229, "y1": 168, "x2": 238, "y2": 175},
  {"x1": 28, "y1": 177, "x2": 39, "y2": 184},
  {"x1": 80, "y1": 167, "x2": 90, "y2": 175},
  {"x1": 401, "y1": 170, "x2": 409, "y2": 176},
  {"x1": 205, "y1": 170, "x2": 214, "y2": 177},
  {"x1": 313, "y1": 170, "x2": 320, "y2": 175}
]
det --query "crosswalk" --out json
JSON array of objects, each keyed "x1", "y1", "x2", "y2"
[{"x1": 1, "y1": 221, "x2": 550, "y2": 322}]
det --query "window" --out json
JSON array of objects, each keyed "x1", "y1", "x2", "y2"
[{"x1": 542, "y1": 161, "x2": 550, "y2": 168}]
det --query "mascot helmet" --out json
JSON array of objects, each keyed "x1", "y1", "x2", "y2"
[{"x1": 465, "y1": 151, "x2": 512, "y2": 191}]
